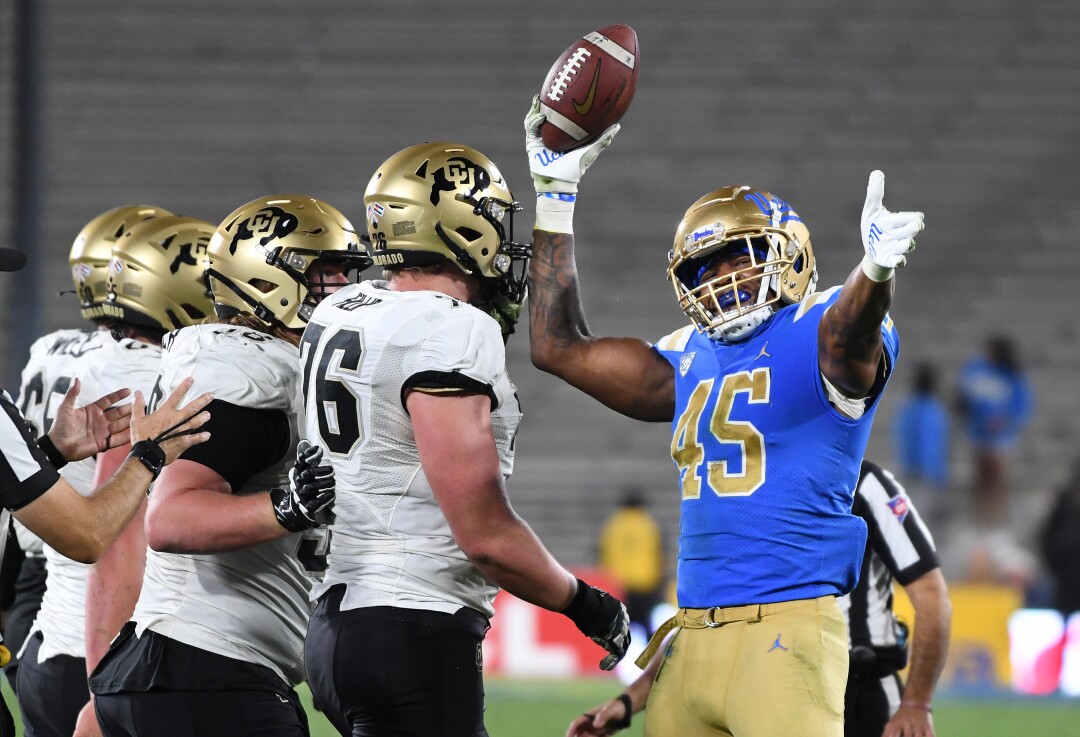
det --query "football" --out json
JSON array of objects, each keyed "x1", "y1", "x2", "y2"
[{"x1": 539, "y1": 24, "x2": 639, "y2": 153}]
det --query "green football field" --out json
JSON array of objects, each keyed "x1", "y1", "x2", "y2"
[{"x1": 5, "y1": 677, "x2": 1080, "y2": 736}]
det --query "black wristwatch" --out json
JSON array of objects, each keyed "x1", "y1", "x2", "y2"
[{"x1": 128, "y1": 440, "x2": 166, "y2": 480}]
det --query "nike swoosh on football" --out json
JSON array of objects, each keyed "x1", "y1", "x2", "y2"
[{"x1": 572, "y1": 59, "x2": 603, "y2": 116}]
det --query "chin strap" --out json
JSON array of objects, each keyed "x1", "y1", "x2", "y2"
[
  {"x1": 434, "y1": 221, "x2": 481, "y2": 275},
  {"x1": 709, "y1": 305, "x2": 774, "y2": 342},
  {"x1": 207, "y1": 268, "x2": 280, "y2": 326}
]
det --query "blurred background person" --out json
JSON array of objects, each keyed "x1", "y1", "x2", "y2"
[
  {"x1": 892, "y1": 363, "x2": 950, "y2": 496},
  {"x1": 1039, "y1": 457, "x2": 1080, "y2": 618},
  {"x1": 956, "y1": 336, "x2": 1033, "y2": 526},
  {"x1": 598, "y1": 490, "x2": 665, "y2": 638}
]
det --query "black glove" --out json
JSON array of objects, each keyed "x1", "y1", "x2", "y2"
[
  {"x1": 561, "y1": 578, "x2": 631, "y2": 670},
  {"x1": 271, "y1": 440, "x2": 336, "y2": 532}
]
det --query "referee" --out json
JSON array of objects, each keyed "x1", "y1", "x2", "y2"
[
  {"x1": 566, "y1": 460, "x2": 952, "y2": 737},
  {"x1": 840, "y1": 460, "x2": 951, "y2": 737}
]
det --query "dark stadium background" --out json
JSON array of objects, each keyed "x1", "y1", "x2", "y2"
[{"x1": 2, "y1": 2, "x2": 1079, "y2": 732}]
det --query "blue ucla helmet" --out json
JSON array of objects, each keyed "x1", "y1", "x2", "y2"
[{"x1": 668, "y1": 186, "x2": 817, "y2": 342}]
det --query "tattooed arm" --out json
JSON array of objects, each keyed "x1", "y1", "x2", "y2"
[
  {"x1": 817, "y1": 266, "x2": 893, "y2": 396},
  {"x1": 523, "y1": 97, "x2": 674, "y2": 422},
  {"x1": 529, "y1": 229, "x2": 675, "y2": 422}
]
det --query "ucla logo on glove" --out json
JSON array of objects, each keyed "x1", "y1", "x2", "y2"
[
  {"x1": 866, "y1": 222, "x2": 883, "y2": 248},
  {"x1": 533, "y1": 149, "x2": 564, "y2": 167}
]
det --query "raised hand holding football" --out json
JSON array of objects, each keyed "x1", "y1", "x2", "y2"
[{"x1": 538, "y1": 24, "x2": 640, "y2": 153}]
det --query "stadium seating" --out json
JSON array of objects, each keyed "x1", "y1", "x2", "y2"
[{"x1": 1, "y1": 0, "x2": 1077, "y2": 569}]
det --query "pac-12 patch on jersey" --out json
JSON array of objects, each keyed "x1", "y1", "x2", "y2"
[
  {"x1": 886, "y1": 496, "x2": 909, "y2": 524},
  {"x1": 679, "y1": 352, "x2": 696, "y2": 377}
]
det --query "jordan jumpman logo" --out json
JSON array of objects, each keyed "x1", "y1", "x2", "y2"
[{"x1": 768, "y1": 633, "x2": 788, "y2": 653}]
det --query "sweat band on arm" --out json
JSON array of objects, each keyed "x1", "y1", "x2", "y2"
[
  {"x1": 534, "y1": 193, "x2": 576, "y2": 234},
  {"x1": 860, "y1": 255, "x2": 894, "y2": 282},
  {"x1": 611, "y1": 693, "x2": 633, "y2": 729},
  {"x1": 36, "y1": 434, "x2": 68, "y2": 470}
]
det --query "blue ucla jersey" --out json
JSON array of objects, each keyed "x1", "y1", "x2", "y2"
[{"x1": 653, "y1": 286, "x2": 900, "y2": 608}]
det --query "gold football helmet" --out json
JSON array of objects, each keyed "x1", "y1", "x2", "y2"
[
  {"x1": 69, "y1": 205, "x2": 173, "y2": 322},
  {"x1": 105, "y1": 216, "x2": 216, "y2": 332},
  {"x1": 668, "y1": 186, "x2": 817, "y2": 341},
  {"x1": 364, "y1": 142, "x2": 530, "y2": 304},
  {"x1": 206, "y1": 195, "x2": 371, "y2": 329}
]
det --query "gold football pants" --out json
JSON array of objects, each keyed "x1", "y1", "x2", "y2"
[{"x1": 643, "y1": 596, "x2": 848, "y2": 737}]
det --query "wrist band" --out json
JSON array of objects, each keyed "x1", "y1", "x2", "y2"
[
  {"x1": 860, "y1": 254, "x2": 894, "y2": 282},
  {"x1": 534, "y1": 193, "x2": 576, "y2": 234},
  {"x1": 900, "y1": 699, "x2": 932, "y2": 713},
  {"x1": 611, "y1": 693, "x2": 633, "y2": 729},
  {"x1": 128, "y1": 439, "x2": 166, "y2": 480},
  {"x1": 37, "y1": 434, "x2": 68, "y2": 470}
]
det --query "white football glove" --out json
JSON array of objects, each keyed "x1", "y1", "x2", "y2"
[
  {"x1": 860, "y1": 170, "x2": 925, "y2": 281},
  {"x1": 524, "y1": 95, "x2": 620, "y2": 195}
]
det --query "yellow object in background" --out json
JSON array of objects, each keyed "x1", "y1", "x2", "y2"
[
  {"x1": 894, "y1": 583, "x2": 1022, "y2": 688},
  {"x1": 0, "y1": 644, "x2": 10, "y2": 668},
  {"x1": 599, "y1": 506, "x2": 663, "y2": 593}
]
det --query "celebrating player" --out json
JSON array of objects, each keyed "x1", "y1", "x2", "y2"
[
  {"x1": 16, "y1": 211, "x2": 217, "y2": 737},
  {"x1": 88, "y1": 196, "x2": 369, "y2": 737},
  {"x1": 300, "y1": 142, "x2": 630, "y2": 737},
  {"x1": 525, "y1": 98, "x2": 924, "y2": 737},
  {"x1": 565, "y1": 461, "x2": 951, "y2": 737}
]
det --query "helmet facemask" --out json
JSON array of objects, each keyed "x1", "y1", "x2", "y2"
[
  {"x1": 440, "y1": 193, "x2": 530, "y2": 304},
  {"x1": 668, "y1": 186, "x2": 817, "y2": 342},
  {"x1": 675, "y1": 234, "x2": 786, "y2": 341},
  {"x1": 436, "y1": 193, "x2": 530, "y2": 341},
  {"x1": 258, "y1": 244, "x2": 371, "y2": 324}
]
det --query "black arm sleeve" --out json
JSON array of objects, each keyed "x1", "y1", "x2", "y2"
[
  {"x1": 0, "y1": 393, "x2": 61, "y2": 511},
  {"x1": 178, "y1": 400, "x2": 291, "y2": 492},
  {"x1": 400, "y1": 371, "x2": 497, "y2": 413}
]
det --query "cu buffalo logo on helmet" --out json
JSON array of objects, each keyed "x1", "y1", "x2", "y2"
[
  {"x1": 228, "y1": 206, "x2": 299, "y2": 254},
  {"x1": 159, "y1": 233, "x2": 210, "y2": 274},
  {"x1": 429, "y1": 157, "x2": 491, "y2": 206}
]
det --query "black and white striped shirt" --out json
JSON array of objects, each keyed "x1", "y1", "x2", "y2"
[
  {"x1": 0, "y1": 390, "x2": 60, "y2": 511},
  {"x1": 839, "y1": 460, "x2": 939, "y2": 652}
]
